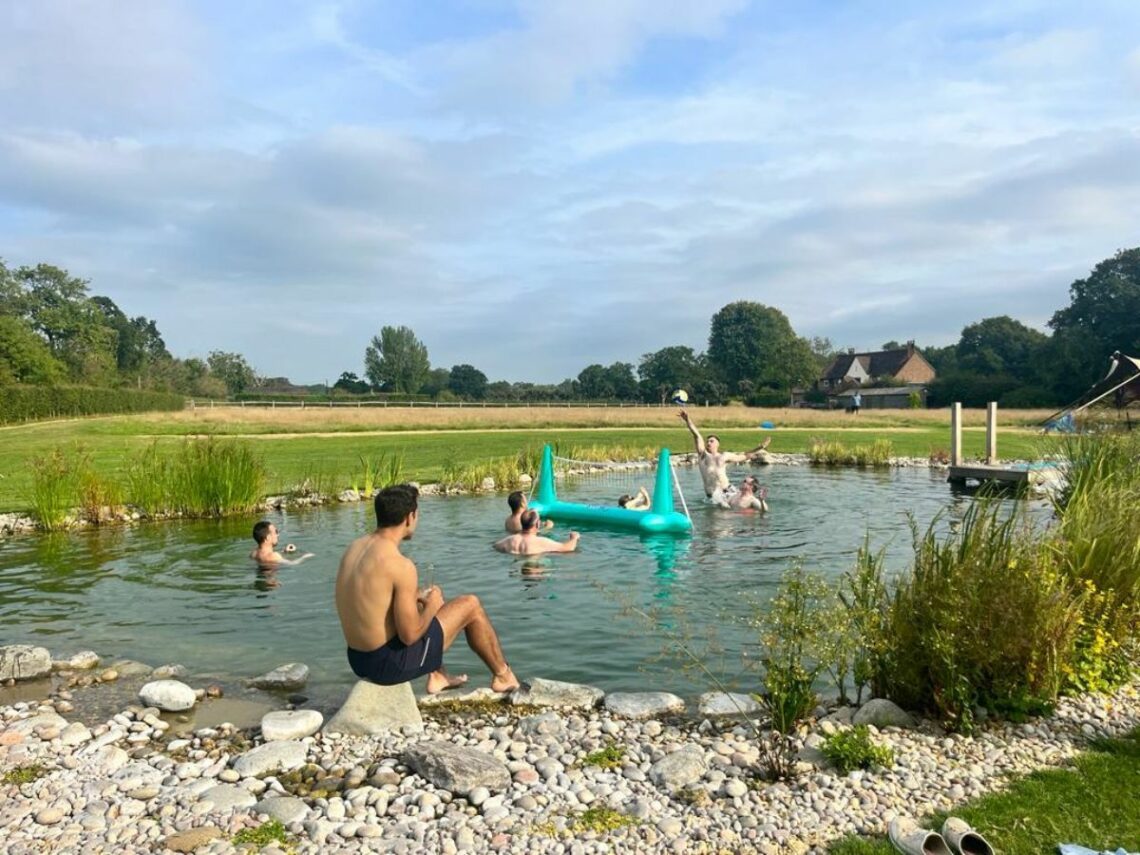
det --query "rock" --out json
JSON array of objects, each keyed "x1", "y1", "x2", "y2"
[
  {"x1": 35, "y1": 808, "x2": 65, "y2": 825},
  {"x1": 254, "y1": 796, "x2": 310, "y2": 825},
  {"x1": 60, "y1": 722, "x2": 92, "y2": 746},
  {"x1": 419, "y1": 687, "x2": 505, "y2": 706},
  {"x1": 697, "y1": 692, "x2": 762, "y2": 717},
  {"x1": 604, "y1": 692, "x2": 685, "y2": 719},
  {"x1": 110, "y1": 660, "x2": 154, "y2": 678},
  {"x1": 338, "y1": 488, "x2": 361, "y2": 503},
  {"x1": 164, "y1": 827, "x2": 223, "y2": 852},
  {"x1": 518, "y1": 712, "x2": 565, "y2": 737},
  {"x1": 58, "y1": 650, "x2": 100, "y2": 671},
  {"x1": 0, "y1": 645, "x2": 52, "y2": 682},
  {"x1": 200, "y1": 783, "x2": 258, "y2": 811},
  {"x1": 649, "y1": 748, "x2": 707, "y2": 790},
  {"x1": 509, "y1": 678, "x2": 603, "y2": 710},
  {"x1": 9, "y1": 712, "x2": 68, "y2": 737},
  {"x1": 248, "y1": 663, "x2": 310, "y2": 691},
  {"x1": 325, "y1": 680, "x2": 423, "y2": 735},
  {"x1": 262, "y1": 709, "x2": 324, "y2": 741},
  {"x1": 821, "y1": 706, "x2": 855, "y2": 727},
  {"x1": 852, "y1": 698, "x2": 917, "y2": 729},
  {"x1": 232, "y1": 741, "x2": 307, "y2": 777},
  {"x1": 139, "y1": 680, "x2": 197, "y2": 712},
  {"x1": 405, "y1": 741, "x2": 512, "y2": 795},
  {"x1": 151, "y1": 664, "x2": 188, "y2": 680}
]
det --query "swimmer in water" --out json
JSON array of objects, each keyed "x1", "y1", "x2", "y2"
[
  {"x1": 730, "y1": 476, "x2": 769, "y2": 512},
  {"x1": 505, "y1": 491, "x2": 554, "y2": 533},
  {"x1": 493, "y1": 510, "x2": 580, "y2": 555},
  {"x1": 617, "y1": 486, "x2": 651, "y2": 510},
  {"x1": 250, "y1": 521, "x2": 314, "y2": 567},
  {"x1": 679, "y1": 410, "x2": 771, "y2": 506}
]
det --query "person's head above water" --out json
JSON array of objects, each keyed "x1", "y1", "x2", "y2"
[
  {"x1": 617, "y1": 494, "x2": 633, "y2": 508},
  {"x1": 705, "y1": 435, "x2": 720, "y2": 452},
  {"x1": 252, "y1": 520, "x2": 277, "y2": 545},
  {"x1": 508, "y1": 491, "x2": 526, "y2": 513},
  {"x1": 374, "y1": 484, "x2": 420, "y2": 535},
  {"x1": 520, "y1": 509, "x2": 539, "y2": 532}
]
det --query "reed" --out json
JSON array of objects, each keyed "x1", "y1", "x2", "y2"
[
  {"x1": 27, "y1": 448, "x2": 75, "y2": 530},
  {"x1": 169, "y1": 438, "x2": 266, "y2": 517},
  {"x1": 809, "y1": 438, "x2": 892, "y2": 466},
  {"x1": 124, "y1": 442, "x2": 173, "y2": 516}
]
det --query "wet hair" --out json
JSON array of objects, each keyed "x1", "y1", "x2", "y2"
[
  {"x1": 508, "y1": 490, "x2": 526, "y2": 513},
  {"x1": 520, "y1": 509, "x2": 539, "y2": 531},
  {"x1": 617, "y1": 494, "x2": 633, "y2": 508},
  {"x1": 252, "y1": 520, "x2": 274, "y2": 544},
  {"x1": 374, "y1": 484, "x2": 419, "y2": 528}
]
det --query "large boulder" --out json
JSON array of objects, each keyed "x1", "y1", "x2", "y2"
[
  {"x1": 697, "y1": 692, "x2": 762, "y2": 717},
  {"x1": 248, "y1": 663, "x2": 309, "y2": 691},
  {"x1": 404, "y1": 741, "x2": 511, "y2": 795},
  {"x1": 232, "y1": 741, "x2": 307, "y2": 778},
  {"x1": 139, "y1": 680, "x2": 197, "y2": 712},
  {"x1": 254, "y1": 796, "x2": 309, "y2": 825},
  {"x1": 604, "y1": 692, "x2": 685, "y2": 719},
  {"x1": 324, "y1": 681, "x2": 423, "y2": 736},
  {"x1": 200, "y1": 784, "x2": 257, "y2": 812},
  {"x1": 509, "y1": 678, "x2": 603, "y2": 711},
  {"x1": 0, "y1": 645, "x2": 52, "y2": 682},
  {"x1": 852, "y1": 698, "x2": 917, "y2": 729},
  {"x1": 261, "y1": 710, "x2": 323, "y2": 742},
  {"x1": 649, "y1": 747, "x2": 707, "y2": 791}
]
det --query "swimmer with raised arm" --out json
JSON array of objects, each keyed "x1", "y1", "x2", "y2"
[
  {"x1": 493, "y1": 510, "x2": 580, "y2": 555},
  {"x1": 730, "y1": 476, "x2": 769, "y2": 512},
  {"x1": 250, "y1": 521, "x2": 314, "y2": 567},
  {"x1": 336, "y1": 484, "x2": 519, "y2": 694},
  {"x1": 618, "y1": 486, "x2": 651, "y2": 510},
  {"x1": 679, "y1": 410, "x2": 772, "y2": 506}
]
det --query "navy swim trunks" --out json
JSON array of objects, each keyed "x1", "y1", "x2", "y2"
[{"x1": 346, "y1": 618, "x2": 444, "y2": 685}]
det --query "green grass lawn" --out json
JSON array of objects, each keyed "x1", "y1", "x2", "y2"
[
  {"x1": 0, "y1": 417, "x2": 1058, "y2": 513},
  {"x1": 830, "y1": 729, "x2": 1140, "y2": 855}
]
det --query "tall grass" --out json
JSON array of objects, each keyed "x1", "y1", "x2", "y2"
[
  {"x1": 125, "y1": 441, "x2": 172, "y2": 517},
  {"x1": 27, "y1": 448, "x2": 76, "y2": 530},
  {"x1": 171, "y1": 438, "x2": 265, "y2": 517},
  {"x1": 809, "y1": 438, "x2": 893, "y2": 466}
]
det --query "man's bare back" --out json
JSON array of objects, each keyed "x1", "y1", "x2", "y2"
[
  {"x1": 493, "y1": 510, "x2": 579, "y2": 555},
  {"x1": 335, "y1": 533, "x2": 408, "y2": 651}
]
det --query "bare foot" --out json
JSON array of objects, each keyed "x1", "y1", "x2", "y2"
[
  {"x1": 491, "y1": 666, "x2": 520, "y2": 694},
  {"x1": 425, "y1": 670, "x2": 469, "y2": 694}
]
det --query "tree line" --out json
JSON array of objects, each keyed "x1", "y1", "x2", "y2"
[{"x1": 4, "y1": 247, "x2": 1137, "y2": 407}]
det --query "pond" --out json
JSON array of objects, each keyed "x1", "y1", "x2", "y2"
[{"x1": 0, "y1": 464, "x2": 1051, "y2": 704}]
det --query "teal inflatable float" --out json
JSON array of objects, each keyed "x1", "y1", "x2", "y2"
[{"x1": 527, "y1": 445, "x2": 692, "y2": 535}]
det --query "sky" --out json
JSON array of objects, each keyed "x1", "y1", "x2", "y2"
[{"x1": 2, "y1": 1, "x2": 1138, "y2": 384}]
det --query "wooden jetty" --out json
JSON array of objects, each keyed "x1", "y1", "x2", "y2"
[{"x1": 947, "y1": 402, "x2": 1056, "y2": 487}]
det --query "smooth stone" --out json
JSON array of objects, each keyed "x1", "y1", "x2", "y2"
[
  {"x1": 35, "y1": 807, "x2": 65, "y2": 825},
  {"x1": 604, "y1": 692, "x2": 686, "y2": 719},
  {"x1": 0, "y1": 645, "x2": 52, "y2": 682},
  {"x1": 697, "y1": 692, "x2": 762, "y2": 717},
  {"x1": 201, "y1": 784, "x2": 258, "y2": 811},
  {"x1": 248, "y1": 663, "x2": 310, "y2": 691},
  {"x1": 509, "y1": 678, "x2": 603, "y2": 710},
  {"x1": 151, "y1": 664, "x2": 188, "y2": 680},
  {"x1": 232, "y1": 741, "x2": 307, "y2": 777},
  {"x1": 649, "y1": 747, "x2": 708, "y2": 790},
  {"x1": 404, "y1": 741, "x2": 511, "y2": 795},
  {"x1": 60, "y1": 650, "x2": 100, "y2": 671},
  {"x1": 262, "y1": 709, "x2": 324, "y2": 741},
  {"x1": 110, "y1": 660, "x2": 154, "y2": 678},
  {"x1": 852, "y1": 698, "x2": 917, "y2": 729},
  {"x1": 325, "y1": 680, "x2": 423, "y2": 736},
  {"x1": 139, "y1": 680, "x2": 197, "y2": 712},
  {"x1": 518, "y1": 712, "x2": 565, "y2": 737},
  {"x1": 10, "y1": 712, "x2": 68, "y2": 737},
  {"x1": 60, "y1": 722, "x2": 92, "y2": 746},
  {"x1": 821, "y1": 706, "x2": 855, "y2": 727},
  {"x1": 164, "y1": 827, "x2": 223, "y2": 852},
  {"x1": 255, "y1": 796, "x2": 310, "y2": 825}
]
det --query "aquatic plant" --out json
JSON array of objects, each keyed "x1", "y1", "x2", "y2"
[
  {"x1": 809, "y1": 438, "x2": 892, "y2": 466},
  {"x1": 170, "y1": 437, "x2": 266, "y2": 517},
  {"x1": 27, "y1": 447, "x2": 75, "y2": 530},
  {"x1": 378, "y1": 449, "x2": 406, "y2": 489},
  {"x1": 357, "y1": 454, "x2": 382, "y2": 495},
  {"x1": 76, "y1": 451, "x2": 123, "y2": 523},
  {"x1": 124, "y1": 441, "x2": 173, "y2": 516}
]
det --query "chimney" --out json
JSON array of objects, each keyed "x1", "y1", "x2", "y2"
[
  {"x1": 847, "y1": 347, "x2": 855, "y2": 354},
  {"x1": 906, "y1": 340, "x2": 915, "y2": 356}
]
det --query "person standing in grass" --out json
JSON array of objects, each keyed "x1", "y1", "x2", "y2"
[
  {"x1": 336, "y1": 484, "x2": 520, "y2": 694},
  {"x1": 493, "y1": 510, "x2": 580, "y2": 555},
  {"x1": 250, "y1": 521, "x2": 314, "y2": 567}
]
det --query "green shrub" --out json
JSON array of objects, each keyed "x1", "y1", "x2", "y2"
[
  {"x1": 27, "y1": 448, "x2": 76, "y2": 530},
  {"x1": 232, "y1": 819, "x2": 292, "y2": 848},
  {"x1": 2, "y1": 764, "x2": 47, "y2": 785},
  {"x1": 124, "y1": 441, "x2": 172, "y2": 516},
  {"x1": 582, "y1": 745, "x2": 625, "y2": 769},
  {"x1": 0, "y1": 385, "x2": 183, "y2": 425},
  {"x1": 821, "y1": 725, "x2": 894, "y2": 773},
  {"x1": 171, "y1": 438, "x2": 266, "y2": 517}
]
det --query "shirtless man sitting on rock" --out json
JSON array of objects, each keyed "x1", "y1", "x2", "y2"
[
  {"x1": 335, "y1": 484, "x2": 520, "y2": 695},
  {"x1": 493, "y1": 510, "x2": 580, "y2": 555}
]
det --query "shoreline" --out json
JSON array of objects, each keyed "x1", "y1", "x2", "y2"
[{"x1": 1, "y1": 643, "x2": 1137, "y2": 854}]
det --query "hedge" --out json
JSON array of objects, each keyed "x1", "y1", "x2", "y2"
[{"x1": 0, "y1": 386, "x2": 186, "y2": 425}]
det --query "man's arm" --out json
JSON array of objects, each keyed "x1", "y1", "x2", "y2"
[
  {"x1": 537, "y1": 532, "x2": 579, "y2": 553},
  {"x1": 678, "y1": 410, "x2": 703, "y2": 455},
  {"x1": 275, "y1": 552, "x2": 315, "y2": 567},
  {"x1": 391, "y1": 558, "x2": 442, "y2": 644}
]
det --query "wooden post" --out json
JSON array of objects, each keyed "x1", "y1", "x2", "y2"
[
  {"x1": 950, "y1": 402, "x2": 962, "y2": 467},
  {"x1": 986, "y1": 401, "x2": 998, "y2": 463}
]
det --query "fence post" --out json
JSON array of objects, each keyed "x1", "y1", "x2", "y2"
[
  {"x1": 986, "y1": 401, "x2": 998, "y2": 464},
  {"x1": 950, "y1": 402, "x2": 962, "y2": 467}
]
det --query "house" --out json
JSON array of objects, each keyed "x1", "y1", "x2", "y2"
[{"x1": 819, "y1": 341, "x2": 935, "y2": 391}]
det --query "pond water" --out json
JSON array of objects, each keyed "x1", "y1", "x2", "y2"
[{"x1": 0, "y1": 465, "x2": 1051, "y2": 704}]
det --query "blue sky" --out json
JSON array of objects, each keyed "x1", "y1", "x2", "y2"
[{"x1": 2, "y1": 0, "x2": 1138, "y2": 383}]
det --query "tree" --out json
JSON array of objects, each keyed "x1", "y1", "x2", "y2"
[
  {"x1": 880, "y1": 340, "x2": 903, "y2": 351},
  {"x1": 605, "y1": 362, "x2": 639, "y2": 400},
  {"x1": 956, "y1": 316, "x2": 1048, "y2": 379},
  {"x1": 1049, "y1": 247, "x2": 1140, "y2": 392},
  {"x1": 0, "y1": 316, "x2": 65, "y2": 384},
  {"x1": 364, "y1": 326, "x2": 430, "y2": 394},
  {"x1": 576, "y1": 364, "x2": 612, "y2": 399},
  {"x1": 448, "y1": 364, "x2": 488, "y2": 400},
  {"x1": 17, "y1": 264, "x2": 116, "y2": 382},
  {"x1": 207, "y1": 350, "x2": 258, "y2": 395},
  {"x1": 707, "y1": 301, "x2": 818, "y2": 392},
  {"x1": 421, "y1": 367, "x2": 452, "y2": 398},
  {"x1": 333, "y1": 372, "x2": 371, "y2": 394},
  {"x1": 638, "y1": 346, "x2": 704, "y2": 403}
]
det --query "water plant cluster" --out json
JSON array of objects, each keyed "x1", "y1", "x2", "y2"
[
  {"x1": 755, "y1": 431, "x2": 1140, "y2": 748},
  {"x1": 808, "y1": 438, "x2": 894, "y2": 466},
  {"x1": 28, "y1": 439, "x2": 266, "y2": 528}
]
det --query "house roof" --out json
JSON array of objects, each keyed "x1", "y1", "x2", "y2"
[
  {"x1": 822, "y1": 348, "x2": 916, "y2": 381},
  {"x1": 836, "y1": 386, "x2": 924, "y2": 398}
]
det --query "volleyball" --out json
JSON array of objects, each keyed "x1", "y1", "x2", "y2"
[{"x1": 671, "y1": 389, "x2": 689, "y2": 405}]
